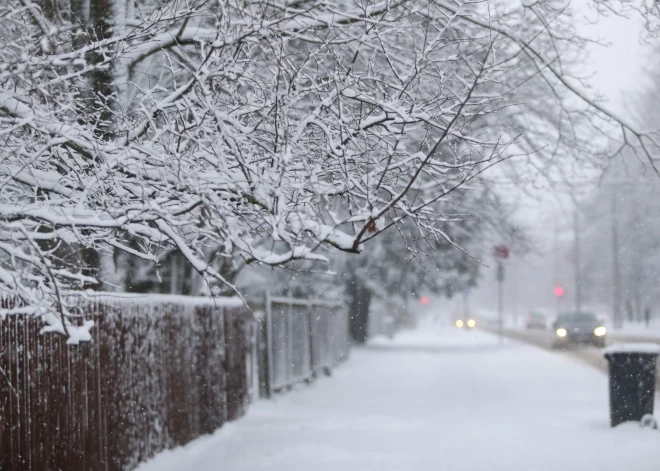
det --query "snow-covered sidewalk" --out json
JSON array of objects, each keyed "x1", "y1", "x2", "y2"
[{"x1": 136, "y1": 325, "x2": 660, "y2": 471}]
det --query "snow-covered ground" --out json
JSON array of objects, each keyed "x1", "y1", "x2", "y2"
[{"x1": 136, "y1": 323, "x2": 660, "y2": 471}]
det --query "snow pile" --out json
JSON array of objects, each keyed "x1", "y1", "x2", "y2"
[{"x1": 603, "y1": 343, "x2": 660, "y2": 355}]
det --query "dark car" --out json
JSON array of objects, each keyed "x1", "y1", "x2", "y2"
[
  {"x1": 525, "y1": 311, "x2": 547, "y2": 330},
  {"x1": 551, "y1": 311, "x2": 606, "y2": 348}
]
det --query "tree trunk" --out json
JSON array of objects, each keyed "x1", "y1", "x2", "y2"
[{"x1": 347, "y1": 275, "x2": 371, "y2": 344}]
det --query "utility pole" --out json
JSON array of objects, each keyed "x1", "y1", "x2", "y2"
[
  {"x1": 574, "y1": 211, "x2": 582, "y2": 312},
  {"x1": 611, "y1": 191, "x2": 623, "y2": 329}
]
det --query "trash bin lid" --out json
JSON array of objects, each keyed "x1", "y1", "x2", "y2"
[{"x1": 603, "y1": 343, "x2": 660, "y2": 357}]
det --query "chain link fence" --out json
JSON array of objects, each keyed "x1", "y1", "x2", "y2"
[{"x1": 258, "y1": 294, "x2": 350, "y2": 397}]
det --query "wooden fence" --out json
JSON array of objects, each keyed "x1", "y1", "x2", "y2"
[
  {"x1": 0, "y1": 292, "x2": 350, "y2": 470},
  {"x1": 0, "y1": 294, "x2": 253, "y2": 471}
]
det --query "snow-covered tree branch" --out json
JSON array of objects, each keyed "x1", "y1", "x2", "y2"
[{"x1": 0, "y1": 0, "x2": 633, "y2": 340}]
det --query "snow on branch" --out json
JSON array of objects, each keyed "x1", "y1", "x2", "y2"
[{"x1": 0, "y1": 0, "x2": 614, "y2": 340}]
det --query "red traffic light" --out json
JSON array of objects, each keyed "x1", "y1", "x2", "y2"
[
  {"x1": 554, "y1": 286, "x2": 564, "y2": 297},
  {"x1": 421, "y1": 296, "x2": 429, "y2": 305}
]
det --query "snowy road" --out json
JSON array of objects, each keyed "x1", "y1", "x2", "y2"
[
  {"x1": 487, "y1": 326, "x2": 660, "y2": 389},
  {"x1": 136, "y1": 325, "x2": 660, "y2": 471}
]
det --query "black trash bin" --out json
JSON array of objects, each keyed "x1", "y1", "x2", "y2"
[{"x1": 603, "y1": 344, "x2": 660, "y2": 427}]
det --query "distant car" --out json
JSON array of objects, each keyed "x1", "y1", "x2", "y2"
[
  {"x1": 526, "y1": 312, "x2": 547, "y2": 330},
  {"x1": 551, "y1": 311, "x2": 606, "y2": 348}
]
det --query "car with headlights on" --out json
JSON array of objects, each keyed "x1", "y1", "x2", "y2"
[
  {"x1": 551, "y1": 311, "x2": 606, "y2": 348},
  {"x1": 455, "y1": 318, "x2": 477, "y2": 329}
]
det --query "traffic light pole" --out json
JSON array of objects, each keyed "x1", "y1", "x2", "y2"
[
  {"x1": 574, "y1": 211, "x2": 582, "y2": 312},
  {"x1": 553, "y1": 221, "x2": 559, "y2": 317}
]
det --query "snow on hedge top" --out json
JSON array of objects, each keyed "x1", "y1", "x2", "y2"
[
  {"x1": 81, "y1": 291, "x2": 245, "y2": 308},
  {"x1": 603, "y1": 343, "x2": 660, "y2": 356},
  {"x1": 35, "y1": 292, "x2": 245, "y2": 345}
]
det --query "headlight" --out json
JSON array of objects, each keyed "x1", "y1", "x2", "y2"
[
  {"x1": 467, "y1": 319, "x2": 476, "y2": 328},
  {"x1": 456, "y1": 320, "x2": 464, "y2": 328},
  {"x1": 556, "y1": 328, "x2": 567, "y2": 337},
  {"x1": 594, "y1": 326, "x2": 607, "y2": 337}
]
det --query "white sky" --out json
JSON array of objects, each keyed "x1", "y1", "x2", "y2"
[{"x1": 580, "y1": 7, "x2": 653, "y2": 122}]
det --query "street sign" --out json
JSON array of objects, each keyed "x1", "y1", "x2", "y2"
[{"x1": 493, "y1": 244, "x2": 510, "y2": 261}]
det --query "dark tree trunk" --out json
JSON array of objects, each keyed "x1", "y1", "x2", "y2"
[{"x1": 347, "y1": 275, "x2": 371, "y2": 344}]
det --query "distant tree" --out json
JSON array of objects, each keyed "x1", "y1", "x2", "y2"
[{"x1": 580, "y1": 153, "x2": 660, "y2": 323}]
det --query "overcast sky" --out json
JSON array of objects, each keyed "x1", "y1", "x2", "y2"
[
  {"x1": 463, "y1": 7, "x2": 657, "y2": 318},
  {"x1": 583, "y1": 8, "x2": 652, "y2": 121}
]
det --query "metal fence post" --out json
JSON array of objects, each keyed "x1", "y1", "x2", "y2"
[
  {"x1": 326, "y1": 307, "x2": 334, "y2": 371},
  {"x1": 248, "y1": 314, "x2": 259, "y2": 402},
  {"x1": 307, "y1": 300, "x2": 315, "y2": 376},
  {"x1": 265, "y1": 292, "x2": 274, "y2": 398},
  {"x1": 286, "y1": 298, "x2": 294, "y2": 383}
]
